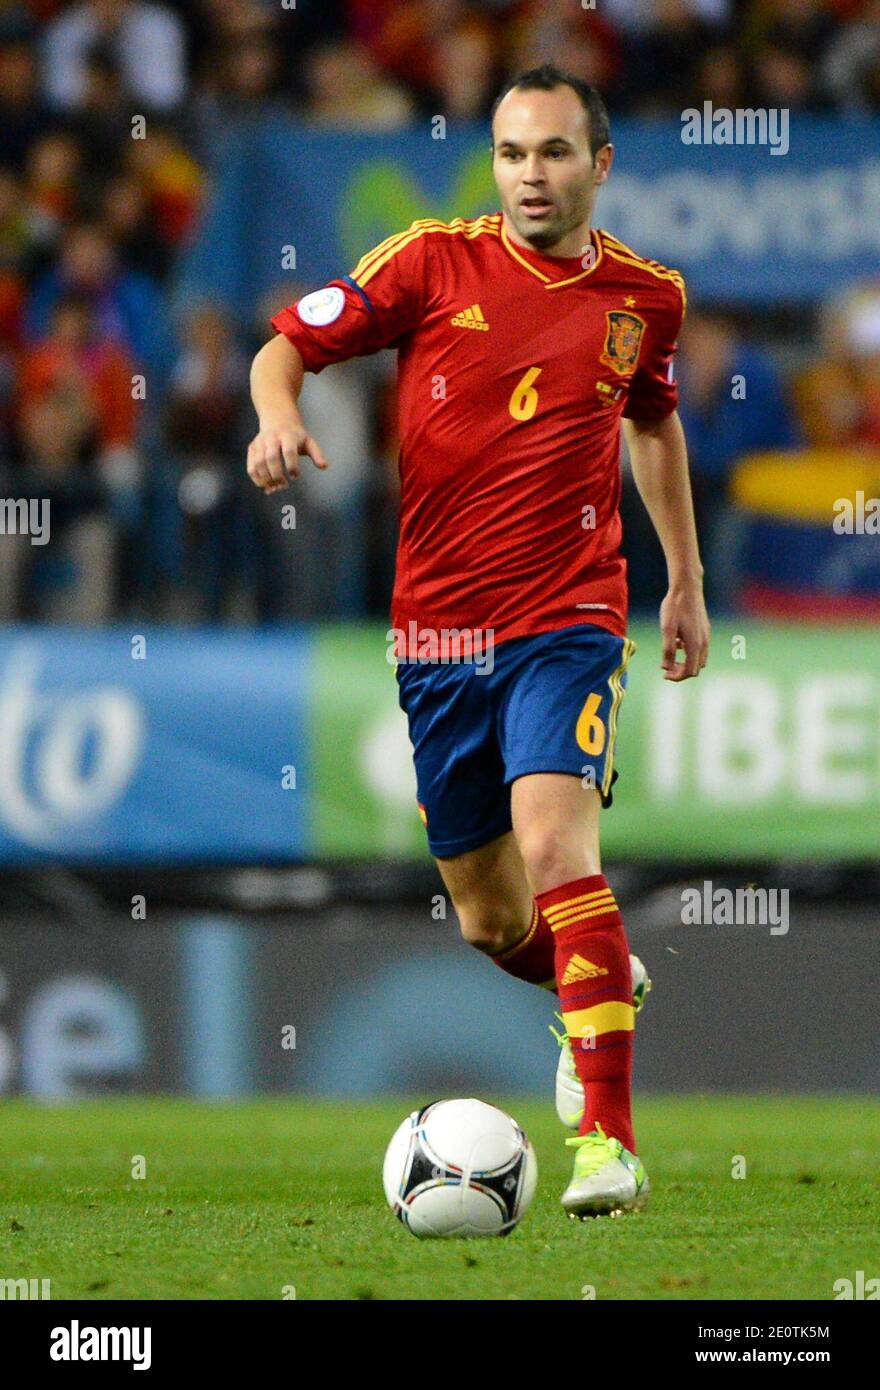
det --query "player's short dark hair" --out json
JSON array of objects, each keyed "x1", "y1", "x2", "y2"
[{"x1": 491, "y1": 64, "x2": 611, "y2": 158}]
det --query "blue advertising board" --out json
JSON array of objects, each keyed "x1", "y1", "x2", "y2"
[{"x1": 0, "y1": 627, "x2": 311, "y2": 863}]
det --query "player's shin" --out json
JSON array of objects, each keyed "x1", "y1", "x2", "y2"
[{"x1": 537, "y1": 874, "x2": 635, "y2": 1152}]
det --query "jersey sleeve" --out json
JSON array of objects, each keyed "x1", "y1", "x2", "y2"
[
  {"x1": 622, "y1": 276, "x2": 686, "y2": 422},
  {"x1": 270, "y1": 222, "x2": 432, "y2": 374}
]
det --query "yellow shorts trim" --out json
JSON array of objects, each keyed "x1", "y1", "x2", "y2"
[{"x1": 601, "y1": 637, "x2": 637, "y2": 798}]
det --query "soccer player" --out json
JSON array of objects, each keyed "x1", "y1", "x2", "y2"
[{"x1": 247, "y1": 65, "x2": 710, "y2": 1219}]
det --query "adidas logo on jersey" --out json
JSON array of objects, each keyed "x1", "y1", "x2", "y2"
[
  {"x1": 451, "y1": 304, "x2": 489, "y2": 331},
  {"x1": 561, "y1": 954, "x2": 609, "y2": 986}
]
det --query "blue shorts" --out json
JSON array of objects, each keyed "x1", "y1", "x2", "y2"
[{"x1": 395, "y1": 623, "x2": 636, "y2": 859}]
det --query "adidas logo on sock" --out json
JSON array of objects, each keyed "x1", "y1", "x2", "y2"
[
  {"x1": 561, "y1": 954, "x2": 609, "y2": 986},
  {"x1": 451, "y1": 303, "x2": 489, "y2": 331}
]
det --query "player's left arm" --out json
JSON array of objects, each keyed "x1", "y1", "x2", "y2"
[{"x1": 623, "y1": 410, "x2": 710, "y2": 682}]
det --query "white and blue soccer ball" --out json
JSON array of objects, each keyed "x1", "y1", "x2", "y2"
[{"x1": 383, "y1": 1098, "x2": 538, "y2": 1238}]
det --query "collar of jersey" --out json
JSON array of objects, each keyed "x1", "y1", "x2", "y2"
[{"x1": 499, "y1": 220, "x2": 603, "y2": 288}]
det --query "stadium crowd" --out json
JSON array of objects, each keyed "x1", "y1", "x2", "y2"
[{"x1": 1, "y1": 0, "x2": 879, "y2": 621}]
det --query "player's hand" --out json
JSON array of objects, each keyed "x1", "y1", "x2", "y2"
[
  {"x1": 246, "y1": 415, "x2": 328, "y2": 494},
  {"x1": 659, "y1": 582, "x2": 710, "y2": 681}
]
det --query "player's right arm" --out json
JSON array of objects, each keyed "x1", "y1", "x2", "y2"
[
  {"x1": 247, "y1": 221, "x2": 432, "y2": 494},
  {"x1": 248, "y1": 335, "x2": 327, "y2": 493}
]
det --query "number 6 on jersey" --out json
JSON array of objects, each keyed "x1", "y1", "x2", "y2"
[{"x1": 509, "y1": 366, "x2": 542, "y2": 421}]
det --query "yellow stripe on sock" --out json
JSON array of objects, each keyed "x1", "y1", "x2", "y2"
[
  {"x1": 545, "y1": 893, "x2": 616, "y2": 922},
  {"x1": 549, "y1": 903, "x2": 619, "y2": 932},
  {"x1": 545, "y1": 896, "x2": 617, "y2": 929},
  {"x1": 564, "y1": 1001, "x2": 634, "y2": 1038},
  {"x1": 544, "y1": 889, "x2": 616, "y2": 921}
]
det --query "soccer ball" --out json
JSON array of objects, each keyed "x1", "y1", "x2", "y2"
[{"x1": 383, "y1": 1098, "x2": 538, "y2": 1238}]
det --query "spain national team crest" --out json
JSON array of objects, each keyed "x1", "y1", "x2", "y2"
[{"x1": 600, "y1": 310, "x2": 646, "y2": 376}]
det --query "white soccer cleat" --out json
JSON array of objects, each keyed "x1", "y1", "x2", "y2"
[
  {"x1": 553, "y1": 954, "x2": 651, "y2": 1130},
  {"x1": 560, "y1": 1125, "x2": 650, "y2": 1219}
]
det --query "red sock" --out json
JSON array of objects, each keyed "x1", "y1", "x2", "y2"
[
  {"x1": 536, "y1": 874, "x2": 635, "y2": 1151},
  {"x1": 492, "y1": 904, "x2": 556, "y2": 989}
]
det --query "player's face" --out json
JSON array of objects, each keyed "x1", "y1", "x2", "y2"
[{"x1": 492, "y1": 87, "x2": 612, "y2": 254}]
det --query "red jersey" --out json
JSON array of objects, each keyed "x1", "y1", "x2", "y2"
[{"x1": 271, "y1": 214, "x2": 685, "y2": 649}]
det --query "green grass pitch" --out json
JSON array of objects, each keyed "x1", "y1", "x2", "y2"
[{"x1": 1, "y1": 1096, "x2": 878, "y2": 1301}]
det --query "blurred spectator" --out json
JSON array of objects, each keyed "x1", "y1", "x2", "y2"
[
  {"x1": 189, "y1": 19, "x2": 291, "y2": 155},
  {"x1": 167, "y1": 303, "x2": 247, "y2": 451},
  {"x1": 65, "y1": 44, "x2": 134, "y2": 178},
  {"x1": 604, "y1": 0, "x2": 730, "y2": 110},
  {"x1": 305, "y1": 41, "x2": 414, "y2": 129},
  {"x1": 101, "y1": 174, "x2": 173, "y2": 281},
  {"x1": 195, "y1": 0, "x2": 297, "y2": 47},
  {"x1": 677, "y1": 310, "x2": 801, "y2": 485},
  {"x1": 214, "y1": 29, "x2": 284, "y2": 111},
  {"x1": 430, "y1": 18, "x2": 499, "y2": 121},
  {"x1": 0, "y1": 160, "x2": 59, "y2": 443},
  {"x1": 25, "y1": 220, "x2": 174, "y2": 385},
  {"x1": 507, "y1": 0, "x2": 622, "y2": 98},
  {"x1": 744, "y1": 0, "x2": 838, "y2": 61},
  {"x1": 3, "y1": 389, "x2": 116, "y2": 623},
  {"x1": 367, "y1": 0, "x2": 463, "y2": 101},
  {"x1": 750, "y1": 38, "x2": 822, "y2": 109},
  {"x1": 165, "y1": 302, "x2": 255, "y2": 619},
  {"x1": 0, "y1": 169, "x2": 33, "y2": 343},
  {"x1": 822, "y1": 0, "x2": 880, "y2": 110},
  {"x1": 123, "y1": 126, "x2": 204, "y2": 250},
  {"x1": 17, "y1": 291, "x2": 139, "y2": 451},
  {"x1": 0, "y1": 37, "x2": 50, "y2": 172},
  {"x1": 16, "y1": 290, "x2": 144, "y2": 583},
  {"x1": 0, "y1": 169, "x2": 30, "y2": 275},
  {"x1": 793, "y1": 283, "x2": 880, "y2": 447},
  {"x1": 42, "y1": 0, "x2": 187, "y2": 111},
  {"x1": 693, "y1": 44, "x2": 748, "y2": 106},
  {"x1": 0, "y1": 169, "x2": 28, "y2": 447},
  {"x1": 673, "y1": 309, "x2": 802, "y2": 609},
  {"x1": 345, "y1": 0, "x2": 398, "y2": 51},
  {"x1": 24, "y1": 130, "x2": 81, "y2": 239}
]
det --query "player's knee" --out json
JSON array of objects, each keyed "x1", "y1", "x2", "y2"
[
  {"x1": 456, "y1": 904, "x2": 522, "y2": 954},
  {"x1": 517, "y1": 829, "x2": 597, "y2": 894}
]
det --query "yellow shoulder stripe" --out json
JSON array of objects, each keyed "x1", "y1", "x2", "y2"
[
  {"x1": 600, "y1": 232, "x2": 684, "y2": 277},
  {"x1": 600, "y1": 230, "x2": 648, "y2": 259},
  {"x1": 352, "y1": 218, "x2": 458, "y2": 281},
  {"x1": 602, "y1": 244, "x2": 685, "y2": 290},
  {"x1": 354, "y1": 215, "x2": 500, "y2": 286},
  {"x1": 600, "y1": 236, "x2": 687, "y2": 312},
  {"x1": 601, "y1": 229, "x2": 680, "y2": 271},
  {"x1": 351, "y1": 215, "x2": 500, "y2": 288}
]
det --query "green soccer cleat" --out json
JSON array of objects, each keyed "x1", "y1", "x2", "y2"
[
  {"x1": 553, "y1": 954, "x2": 651, "y2": 1130},
  {"x1": 561, "y1": 1124, "x2": 650, "y2": 1219}
]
